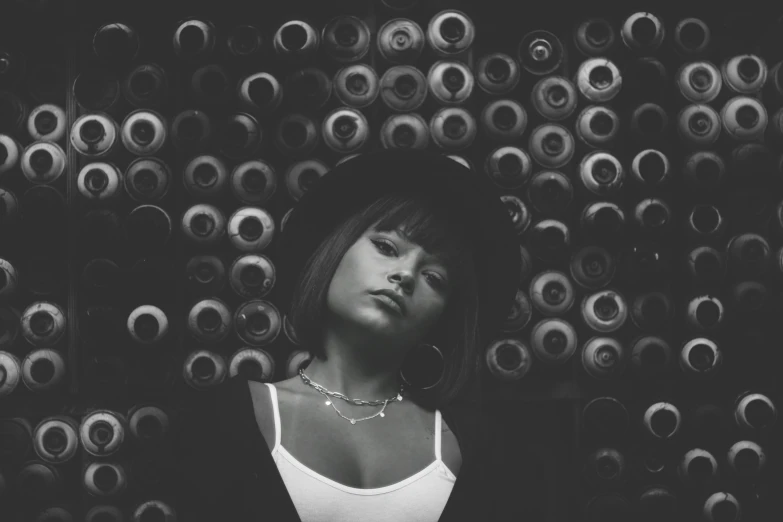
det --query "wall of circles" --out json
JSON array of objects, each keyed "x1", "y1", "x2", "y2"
[{"x1": 1, "y1": 0, "x2": 782, "y2": 520}]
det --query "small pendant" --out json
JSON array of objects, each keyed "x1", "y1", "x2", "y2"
[
  {"x1": 325, "y1": 400, "x2": 331, "y2": 405},
  {"x1": 380, "y1": 412, "x2": 385, "y2": 418},
  {"x1": 350, "y1": 419, "x2": 356, "y2": 424}
]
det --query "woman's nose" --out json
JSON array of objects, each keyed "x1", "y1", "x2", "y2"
[{"x1": 388, "y1": 270, "x2": 414, "y2": 289}]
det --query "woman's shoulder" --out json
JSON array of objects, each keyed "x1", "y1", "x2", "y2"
[
  {"x1": 245, "y1": 376, "x2": 268, "y2": 400},
  {"x1": 245, "y1": 374, "x2": 299, "y2": 409},
  {"x1": 235, "y1": 376, "x2": 298, "y2": 431},
  {"x1": 222, "y1": 373, "x2": 280, "y2": 406}
]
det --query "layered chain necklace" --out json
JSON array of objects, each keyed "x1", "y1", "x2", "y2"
[{"x1": 298, "y1": 368, "x2": 405, "y2": 425}]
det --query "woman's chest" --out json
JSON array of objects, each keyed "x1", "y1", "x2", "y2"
[{"x1": 255, "y1": 383, "x2": 462, "y2": 490}]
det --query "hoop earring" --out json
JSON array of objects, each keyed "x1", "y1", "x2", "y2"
[{"x1": 399, "y1": 342, "x2": 445, "y2": 390}]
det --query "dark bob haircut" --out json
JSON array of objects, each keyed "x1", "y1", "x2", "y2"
[{"x1": 287, "y1": 190, "x2": 484, "y2": 411}]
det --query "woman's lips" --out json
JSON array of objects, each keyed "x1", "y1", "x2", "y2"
[{"x1": 372, "y1": 294, "x2": 404, "y2": 315}]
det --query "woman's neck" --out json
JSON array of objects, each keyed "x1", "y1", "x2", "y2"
[{"x1": 300, "y1": 356, "x2": 405, "y2": 402}]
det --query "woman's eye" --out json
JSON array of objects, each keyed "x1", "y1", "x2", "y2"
[
  {"x1": 372, "y1": 239, "x2": 445, "y2": 288},
  {"x1": 372, "y1": 239, "x2": 395, "y2": 255},
  {"x1": 426, "y1": 273, "x2": 444, "y2": 287}
]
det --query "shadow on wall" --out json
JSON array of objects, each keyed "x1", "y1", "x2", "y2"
[{"x1": 485, "y1": 400, "x2": 576, "y2": 522}]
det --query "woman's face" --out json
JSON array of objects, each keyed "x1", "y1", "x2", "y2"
[{"x1": 325, "y1": 223, "x2": 453, "y2": 348}]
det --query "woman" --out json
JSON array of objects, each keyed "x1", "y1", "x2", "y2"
[{"x1": 173, "y1": 150, "x2": 547, "y2": 522}]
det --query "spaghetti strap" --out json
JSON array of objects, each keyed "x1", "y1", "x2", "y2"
[
  {"x1": 434, "y1": 409, "x2": 443, "y2": 461},
  {"x1": 264, "y1": 382, "x2": 281, "y2": 451}
]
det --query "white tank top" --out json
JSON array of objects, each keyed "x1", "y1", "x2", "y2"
[{"x1": 264, "y1": 383, "x2": 457, "y2": 522}]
